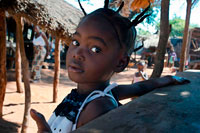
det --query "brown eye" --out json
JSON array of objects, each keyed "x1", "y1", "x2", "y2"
[
  {"x1": 72, "y1": 40, "x2": 79, "y2": 46},
  {"x1": 91, "y1": 47, "x2": 101, "y2": 53}
]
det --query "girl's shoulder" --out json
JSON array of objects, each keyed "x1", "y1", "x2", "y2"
[
  {"x1": 77, "y1": 96, "x2": 117, "y2": 127},
  {"x1": 88, "y1": 96, "x2": 118, "y2": 111}
]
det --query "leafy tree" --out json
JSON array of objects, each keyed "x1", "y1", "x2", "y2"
[
  {"x1": 169, "y1": 16, "x2": 185, "y2": 37},
  {"x1": 156, "y1": 16, "x2": 199, "y2": 37}
]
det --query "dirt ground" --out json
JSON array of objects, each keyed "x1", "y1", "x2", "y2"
[{"x1": 2, "y1": 65, "x2": 175, "y2": 133}]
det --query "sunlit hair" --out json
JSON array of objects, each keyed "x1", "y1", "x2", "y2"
[{"x1": 78, "y1": 0, "x2": 152, "y2": 56}]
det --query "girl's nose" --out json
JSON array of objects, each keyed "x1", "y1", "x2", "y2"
[{"x1": 73, "y1": 47, "x2": 85, "y2": 61}]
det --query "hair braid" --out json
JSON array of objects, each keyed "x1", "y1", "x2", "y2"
[{"x1": 77, "y1": 0, "x2": 152, "y2": 56}]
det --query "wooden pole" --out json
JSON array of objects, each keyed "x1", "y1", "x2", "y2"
[
  {"x1": 15, "y1": 17, "x2": 23, "y2": 93},
  {"x1": 14, "y1": 15, "x2": 31, "y2": 133},
  {"x1": 53, "y1": 37, "x2": 60, "y2": 103},
  {"x1": 186, "y1": 29, "x2": 193, "y2": 67},
  {"x1": 0, "y1": 9, "x2": 7, "y2": 118},
  {"x1": 179, "y1": 0, "x2": 192, "y2": 72}
]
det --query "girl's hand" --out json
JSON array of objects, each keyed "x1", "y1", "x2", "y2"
[
  {"x1": 30, "y1": 109, "x2": 52, "y2": 133},
  {"x1": 170, "y1": 76, "x2": 190, "y2": 85},
  {"x1": 138, "y1": 71, "x2": 143, "y2": 76}
]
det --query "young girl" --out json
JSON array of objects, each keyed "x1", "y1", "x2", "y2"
[
  {"x1": 132, "y1": 60, "x2": 148, "y2": 84},
  {"x1": 30, "y1": 0, "x2": 189, "y2": 132}
]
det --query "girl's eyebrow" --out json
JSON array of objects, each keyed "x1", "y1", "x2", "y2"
[
  {"x1": 73, "y1": 31, "x2": 107, "y2": 47},
  {"x1": 88, "y1": 36, "x2": 107, "y2": 47},
  {"x1": 73, "y1": 31, "x2": 81, "y2": 37}
]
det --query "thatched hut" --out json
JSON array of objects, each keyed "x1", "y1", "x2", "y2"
[
  {"x1": 134, "y1": 34, "x2": 159, "y2": 67},
  {"x1": 1, "y1": 0, "x2": 83, "y2": 41},
  {"x1": 0, "y1": 0, "x2": 83, "y2": 132}
]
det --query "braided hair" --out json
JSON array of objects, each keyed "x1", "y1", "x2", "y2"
[{"x1": 78, "y1": 0, "x2": 151, "y2": 56}]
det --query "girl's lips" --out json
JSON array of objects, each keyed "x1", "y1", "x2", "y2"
[{"x1": 68, "y1": 65, "x2": 84, "y2": 73}]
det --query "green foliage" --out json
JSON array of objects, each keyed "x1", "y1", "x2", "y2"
[
  {"x1": 169, "y1": 16, "x2": 185, "y2": 37},
  {"x1": 156, "y1": 16, "x2": 185, "y2": 37},
  {"x1": 155, "y1": 16, "x2": 200, "y2": 37},
  {"x1": 145, "y1": 8, "x2": 159, "y2": 25},
  {"x1": 156, "y1": 16, "x2": 199, "y2": 37}
]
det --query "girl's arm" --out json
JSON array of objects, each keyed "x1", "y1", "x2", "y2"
[{"x1": 113, "y1": 76, "x2": 190, "y2": 100}]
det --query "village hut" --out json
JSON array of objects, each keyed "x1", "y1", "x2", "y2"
[
  {"x1": 134, "y1": 34, "x2": 159, "y2": 67},
  {"x1": 1, "y1": 0, "x2": 83, "y2": 42},
  {"x1": 169, "y1": 27, "x2": 200, "y2": 68},
  {"x1": 0, "y1": 0, "x2": 83, "y2": 132},
  {"x1": 187, "y1": 27, "x2": 200, "y2": 69}
]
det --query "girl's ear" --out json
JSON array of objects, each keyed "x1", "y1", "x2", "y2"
[{"x1": 114, "y1": 56, "x2": 130, "y2": 73}]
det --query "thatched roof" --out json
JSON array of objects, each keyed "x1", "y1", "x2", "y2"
[
  {"x1": 140, "y1": 34, "x2": 159, "y2": 48},
  {"x1": 0, "y1": 0, "x2": 83, "y2": 41}
]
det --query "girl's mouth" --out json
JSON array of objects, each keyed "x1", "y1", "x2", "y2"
[{"x1": 68, "y1": 65, "x2": 84, "y2": 73}]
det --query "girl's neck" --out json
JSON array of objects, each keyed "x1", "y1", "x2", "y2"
[{"x1": 77, "y1": 81, "x2": 110, "y2": 95}]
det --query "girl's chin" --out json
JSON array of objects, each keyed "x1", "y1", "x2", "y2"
[{"x1": 68, "y1": 74, "x2": 85, "y2": 83}]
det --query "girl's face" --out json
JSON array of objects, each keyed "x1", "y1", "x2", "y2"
[
  {"x1": 66, "y1": 14, "x2": 125, "y2": 84},
  {"x1": 137, "y1": 64, "x2": 144, "y2": 71}
]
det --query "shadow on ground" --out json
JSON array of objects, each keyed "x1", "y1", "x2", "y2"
[{"x1": 0, "y1": 118, "x2": 20, "y2": 133}]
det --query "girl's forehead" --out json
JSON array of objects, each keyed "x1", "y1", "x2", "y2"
[
  {"x1": 76, "y1": 14, "x2": 120, "y2": 44},
  {"x1": 78, "y1": 14, "x2": 113, "y2": 30}
]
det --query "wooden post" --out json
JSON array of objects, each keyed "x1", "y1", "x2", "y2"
[
  {"x1": 53, "y1": 37, "x2": 60, "y2": 103},
  {"x1": 0, "y1": 9, "x2": 7, "y2": 118},
  {"x1": 14, "y1": 15, "x2": 31, "y2": 133},
  {"x1": 179, "y1": 0, "x2": 192, "y2": 72},
  {"x1": 186, "y1": 29, "x2": 193, "y2": 67},
  {"x1": 15, "y1": 17, "x2": 23, "y2": 93}
]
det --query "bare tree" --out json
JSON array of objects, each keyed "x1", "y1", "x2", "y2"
[{"x1": 150, "y1": 0, "x2": 170, "y2": 78}]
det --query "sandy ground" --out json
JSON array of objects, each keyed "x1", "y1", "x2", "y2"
[{"x1": 2, "y1": 65, "x2": 175, "y2": 133}]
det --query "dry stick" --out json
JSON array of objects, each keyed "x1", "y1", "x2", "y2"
[
  {"x1": 0, "y1": 9, "x2": 7, "y2": 118},
  {"x1": 14, "y1": 15, "x2": 31, "y2": 133}
]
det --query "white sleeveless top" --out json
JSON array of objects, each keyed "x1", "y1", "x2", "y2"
[
  {"x1": 48, "y1": 83, "x2": 118, "y2": 133},
  {"x1": 133, "y1": 72, "x2": 148, "y2": 83},
  {"x1": 33, "y1": 34, "x2": 45, "y2": 47}
]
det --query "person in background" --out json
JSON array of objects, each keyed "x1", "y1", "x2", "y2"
[
  {"x1": 168, "y1": 47, "x2": 177, "y2": 72},
  {"x1": 132, "y1": 60, "x2": 148, "y2": 84},
  {"x1": 31, "y1": 26, "x2": 49, "y2": 83}
]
